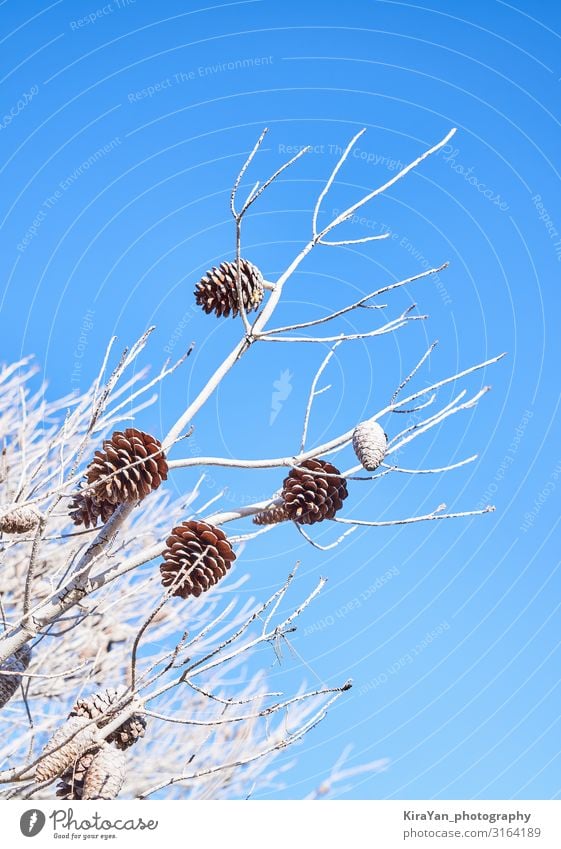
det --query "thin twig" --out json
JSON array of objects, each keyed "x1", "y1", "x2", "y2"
[
  {"x1": 295, "y1": 522, "x2": 359, "y2": 551},
  {"x1": 301, "y1": 341, "x2": 341, "y2": 451},
  {"x1": 312, "y1": 127, "x2": 366, "y2": 239},
  {"x1": 261, "y1": 309, "x2": 427, "y2": 344},
  {"x1": 334, "y1": 504, "x2": 495, "y2": 527},
  {"x1": 137, "y1": 688, "x2": 348, "y2": 799},
  {"x1": 260, "y1": 264, "x2": 447, "y2": 337},
  {"x1": 231, "y1": 129, "x2": 268, "y2": 218},
  {"x1": 391, "y1": 340, "x2": 438, "y2": 405},
  {"x1": 317, "y1": 128, "x2": 457, "y2": 241},
  {"x1": 241, "y1": 146, "x2": 311, "y2": 217}
]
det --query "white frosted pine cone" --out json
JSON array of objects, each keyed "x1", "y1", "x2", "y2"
[
  {"x1": 56, "y1": 750, "x2": 98, "y2": 799},
  {"x1": 0, "y1": 645, "x2": 31, "y2": 709},
  {"x1": 352, "y1": 421, "x2": 387, "y2": 471},
  {"x1": 82, "y1": 744, "x2": 127, "y2": 800},
  {"x1": 35, "y1": 716, "x2": 99, "y2": 782}
]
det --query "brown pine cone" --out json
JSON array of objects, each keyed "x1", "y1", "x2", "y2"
[
  {"x1": 69, "y1": 429, "x2": 168, "y2": 528},
  {"x1": 352, "y1": 421, "x2": 387, "y2": 471},
  {"x1": 70, "y1": 688, "x2": 146, "y2": 750},
  {"x1": 281, "y1": 459, "x2": 348, "y2": 525},
  {"x1": 69, "y1": 492, "x2": 117, "y2": 529},
  {"x1": 0, "y1": 645, "x2": 31, "y2": 709},
  {"x1": 253, "y1": 502, "x2": 288, "y2": 526},
  {"x1": 35, "y1": 716, "x2": 99, "y2": 782},
  {"x1": 194, "y1": 259, "x2": 264, "y2": 318},
  {"x1": 160, "y1": 520, "x2": 236, "y2": 599},
  {"x1": 0, "y1": 505, "x2": 40, "y2": 535}
]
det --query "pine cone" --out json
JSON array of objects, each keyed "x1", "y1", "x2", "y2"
[
  {"x1": 0, "y1": 506, "x2": 40, "y2": 534},
  {"x1": 35, "y1": 716, "x2": 99, "y2": 782},
  {"x1": 160, "y1": 520, "x2": 236, "y2": 599},
  {"x1": 69, "y1": 492, "x2": 117, "y2": 529},
  {"x1": 69, "y1": 429, "x2": 168, "y2": 528},
  {"x1": 56, "y1": 750, "x2": 98, "y2": 800},
  {"x1": 253, "y1": 502, "x2": 288, "y2": 526},
  {"x1": 0, "y1": 645, "x2": 31, "y2": 709},
  {"x1": 281, "y1": 459, "x2": 348, "y2": 525},
  {"x1": 108, "y1": 713, "x2": 145, "y2": 750},
  {"x1": 70, "y1": 688, "x2": 146, "y2": 750},
  {"x1": 82, "y1": 744, "x2": 126, "y2": 800},
  {"x1": 352, "y1": 421, "x2": 387, "y2": 471},
  {"x1": 194, "y1": 259, "x2": 264, "y2": 318},
  {"x1": 56, "y1": 745, "x2": 126, "y2": 800}
]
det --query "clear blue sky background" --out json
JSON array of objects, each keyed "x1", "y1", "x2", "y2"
[{"x1": 1, "y1": 0, "x2": 560, "y2": 800}]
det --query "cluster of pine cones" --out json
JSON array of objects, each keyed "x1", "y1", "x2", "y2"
[
  {"x1": 36, "y1": 688, "x2": 146, "y2": 800},
  {"x1": 2, "y1": 255, "x2": 391, "y2": 801},
  {"x1": 252, "y1": 423, "x2": 387, "y2": 527},
  {"x1": 63, "y1": 256, "x2": 389, "y2": 598}
]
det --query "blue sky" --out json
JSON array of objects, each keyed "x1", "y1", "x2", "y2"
[{"x1": 1, "y1": 0, "x2": 560, "y2": 799}]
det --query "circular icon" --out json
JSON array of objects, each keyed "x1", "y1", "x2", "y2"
[{"x1": 19, "y1": 810, "x2": 46, "y2": 837}]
